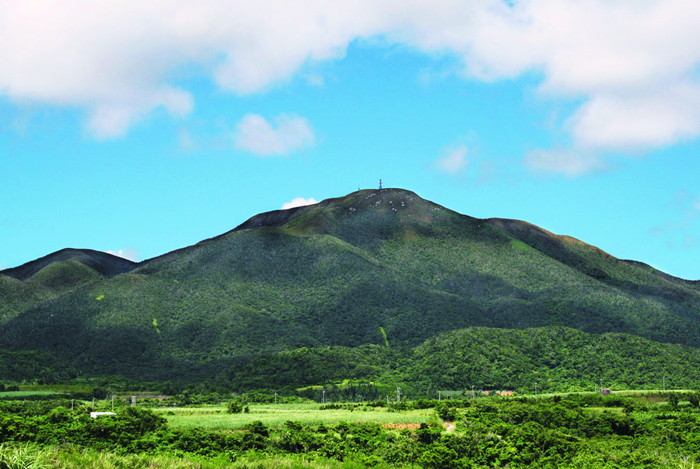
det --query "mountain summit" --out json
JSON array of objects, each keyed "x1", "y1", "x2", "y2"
[{"x1": 1, "y1": 188, "x2": 699, "y2": 381}]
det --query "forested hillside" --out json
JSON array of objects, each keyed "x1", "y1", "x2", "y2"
[
  {"x1": 1, "y1": 189, "x2": 699, "y2": 389},
  {"x1": 214, "y1": 326, "x2": 700, "y2": 394}
]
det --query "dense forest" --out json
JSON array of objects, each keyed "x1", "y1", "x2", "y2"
[{"x1": 3, "y1": 325, "x2": 700, "y2": 398}]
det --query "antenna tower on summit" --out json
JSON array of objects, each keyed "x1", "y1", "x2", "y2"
[{"x1": 379, "y1": 179, "x2": 383, "y2": 190}]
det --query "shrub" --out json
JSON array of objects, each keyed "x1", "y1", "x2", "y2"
[{"x1": 227, "y1": 400, "x2": 243, "y2": 414}]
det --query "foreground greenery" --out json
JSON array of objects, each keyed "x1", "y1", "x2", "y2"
[{"x1": 1, "y1": 392, "x2": 700, "y2": 468}]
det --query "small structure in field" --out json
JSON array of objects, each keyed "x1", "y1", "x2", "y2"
[
  {"x1": 600, "y1": 388, "x2": 612, "y2": 395},
  {"x1": 90, "y1": 411, "x2": 117, "y2": 418}
]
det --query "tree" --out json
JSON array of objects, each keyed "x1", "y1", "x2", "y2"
[{"x1": 227, "y1": 400, "x2": 243, "y2": 414}]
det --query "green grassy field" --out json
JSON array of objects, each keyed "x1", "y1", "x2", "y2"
[
  {"x1": 0, "y1": 391, "x2": 67, "y2": 398},
  {"x1": 153, "y1": 403, "x2": 434, "y2": 430},
  {"x1": 18, "y1": 384, "x2": 92, "y2": 393}
]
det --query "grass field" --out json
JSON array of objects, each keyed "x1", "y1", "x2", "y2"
[
  {"x1": 18, "y1": 384, "x2": 92, "y2": 393},
  {"x1": 0, "y1": 391, "x2": 67, "y2": 398},
  {"x1": 153, "y1": 403, "x2": 434, "y2": 430},
  {"x1": 519, "y1": 389, "x2": 693, "y2": 399}
]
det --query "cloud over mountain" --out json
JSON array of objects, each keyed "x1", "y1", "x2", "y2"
[
  {"x1": 1, "y1": 0, "x2": 699, "y2": 171},
  {"x1": 281, "y1": 197, "x2": 319, "y2": 210},
  {"x1": 233, "y1": 114, "x2": 315, "y2": 156},
  {"x1": 106, "y1": 248, "x2": 139, "y2": 262},
  {"x1": 436, "y1": 145, "x2": 468, "y2": 175}
]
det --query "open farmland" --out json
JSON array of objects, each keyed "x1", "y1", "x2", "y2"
[{"x1": 154, "y1": 402, "x2": 433, "y2": 430}]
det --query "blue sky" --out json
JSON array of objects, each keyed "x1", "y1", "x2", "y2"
[{"x1": 1, "y1": 0, "x2": 700, "y2": 280}]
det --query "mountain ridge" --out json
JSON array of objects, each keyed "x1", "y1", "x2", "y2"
[
  {"x1": 4, "y1": 188, "x2": 695, "y2": 284},
  {"x1": 1, "y1": 188, "x2": 699, "y2": 386},
  {"x1": 1, "y1": 248, "x2": 138, "y2": 281}
]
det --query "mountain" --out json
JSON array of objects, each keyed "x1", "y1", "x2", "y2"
[
  {"x1": 0, "y1": 249, "x2": 138, "y2": 325},
  {"x1": 1, "y1": 188, "x2": 699, "y2": 387},
  {"x1": 1, "y1": 248, "x2": 138, "y2": 281}
]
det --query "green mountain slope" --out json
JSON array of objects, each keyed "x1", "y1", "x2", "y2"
[
  {"x1": 405, "y1": 326, "x2": 700, "y2": 392},
  {"x1": 0, "y1": 249, "x2": 137, "y2": 326},
  {"x1": 217, "y1": 326, "x2": 700, "y2": 393},
  {"x1": 1, "y1": 188, "x2": 699, "y2": 384}
]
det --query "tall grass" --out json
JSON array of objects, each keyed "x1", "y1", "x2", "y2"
[
  {"x1": 0, "y1": 444, "x2": 50, "y2": 469},
  {"x1": 4, "y1": 446, "x2": 418, "y2": 469},
  {"x1": 45, "y1": 448, "x2": 231, "y2": 469}
]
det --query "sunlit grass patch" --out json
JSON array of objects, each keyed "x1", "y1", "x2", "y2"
[
  {"x1": 0, "y1": 391, "x2": 67, "y2": 398},
  {"x1": 18, "y1": 384, "x2": 92, "y2": 393},
  {"x1": 154, "y1": 403, "x2": 432, "y2": 430}
]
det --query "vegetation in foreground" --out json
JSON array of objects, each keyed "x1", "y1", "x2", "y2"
[{"x1": 1, "y1": 391, "x2": 699, "y2": 468}]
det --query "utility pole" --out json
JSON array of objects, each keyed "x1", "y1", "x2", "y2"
[
  {"x1": 274, "y1": 392, "x2": 278, "y2": 405},
  {"x1": 396, "y1": 387, "x2": 401, "y2": 402},
  {"x1": 471, "y1": 385, "x2": 475, "y2": 399},
  {"x1": 438, "y1": 391, "x2": 441, "y2": 401},
  {"x1": 322, "y1": 390, "x2": 325, "y2": 404}
]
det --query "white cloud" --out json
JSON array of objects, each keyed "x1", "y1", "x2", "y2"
[
  {"x1": 435, "y1": 145, "x2": 468, "y2": 174},
  {"x1": 0, "y1": 0, "x2": 387, "y2": 136},
  {"x1": 428, "y1": 0, "x2": 700, "y2": 173},
  {"x1": 233, "y1": 114, "x2": 315, "y2": 156},
  {"x1": 0, "y1": 2, "x2": 197, "y2": 138},
  {"x1": 525, "y1": 148, "x2": 605, "y2": 177},
  {"x1": 1, "y1": 0, "x2": 700, "y2": 161},
  {"x1": 569, "y1": 83, "x2": 700, "y2": 152},
  {"x1": 106, "y1": 248, "x2": 139, "y2": 262},
  {"x1": 281, "y1": 197, "x2": 318, "y2": 210},
  {"x1": 86, "y1": 88, "x2": 193, "y2": 139}
]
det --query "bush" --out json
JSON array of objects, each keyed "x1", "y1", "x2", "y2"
[
  {"x1": 227, "y1": 400, "x2": 243, "y2": 414},
  {"x1": 417, "y1": 445, "x2": 462, "y2": 469},
  {"x1": 435, "y1": 403, "x2": 459, "y2": 421}
]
